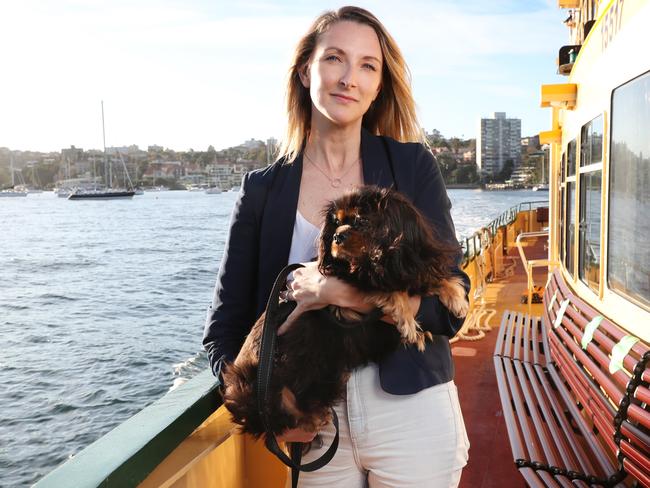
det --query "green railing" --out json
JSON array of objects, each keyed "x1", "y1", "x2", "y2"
[
  {"x1": 459, "y1": 201, "x2": 548, "y2": 266},
  {"x1": 34, "y1": 370, "x2": 221, "y2": 488}
]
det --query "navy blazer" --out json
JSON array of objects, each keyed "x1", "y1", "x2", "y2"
[{"x1": 203, "y1": 129, "x2": 469, "y2": 395}]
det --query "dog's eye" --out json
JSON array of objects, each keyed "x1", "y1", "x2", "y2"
[
  {"x1": 353, "y1": 215, "x2": 368, "y2": 227},
  {"x1": 329, "y1": 213, "x2": 341, "y2": 226}
]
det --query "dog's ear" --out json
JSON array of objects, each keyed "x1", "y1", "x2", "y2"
[
  {"x1": 380, "y1": 193, "x2": 457, "y2": 292},
  {"x1": 222, "y1": 362, "x2": 265, "y2": 436}
]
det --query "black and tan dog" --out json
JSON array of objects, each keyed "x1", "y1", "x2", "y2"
[{"x1": 222, "y1": 186, "x2": 469, "y2": 438}]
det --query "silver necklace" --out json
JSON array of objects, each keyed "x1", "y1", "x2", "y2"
[{"x1": 303, "y1": 151, "x2": 360, "y2": 188}]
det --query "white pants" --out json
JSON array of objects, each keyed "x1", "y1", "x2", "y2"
[{"x1": 291, "y1": 363, "x2": 470, "y2": 488}]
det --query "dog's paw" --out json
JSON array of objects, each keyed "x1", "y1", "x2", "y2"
[
  {"x1": 396, "y1": 315, "x2": 421, "y2": 345},
  {"x1": 438, "y1": 277, "x2": 469, "y2": 318}
]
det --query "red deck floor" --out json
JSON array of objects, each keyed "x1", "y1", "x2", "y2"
[{"x1": 455, "y1": 239, "x2": 547, "y2": 487}]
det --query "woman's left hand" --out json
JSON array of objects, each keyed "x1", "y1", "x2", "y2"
[{"x1": 278, "y1": 262, "x2": 369, "y2": 335}]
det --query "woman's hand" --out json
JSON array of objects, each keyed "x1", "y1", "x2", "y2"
[
  {"x1": 278, "y1": 261, "x2": 372, "y2": 335},
  {"x1": 276, "y1": 426, "x2": 318, "y2": 443}
]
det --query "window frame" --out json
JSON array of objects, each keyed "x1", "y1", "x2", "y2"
[
  {"x1": 605, "y1": 70, "x2": 650, "y2": 312},
  {"x1": 563, "y1": 139, "x2": 578, "y2": 278}
]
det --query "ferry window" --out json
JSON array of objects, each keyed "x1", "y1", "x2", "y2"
[
  {"x1": 568, "y1": 139, "x2": 577, "y2": 176},
  {"x1": 565, "y1": 181, "x2": 576, "y2": 276},
  {"x1": 561, "y1": 152, "x2": 567, "y2": 181},
  {"x1": 579, "y1": 170, "x2": 601, "y2": 291},
  {"x1": 580, "y1": 115, "x2": 604, "y2": 166},
  {"x1": 608, "y1": 70, "x2": 650, "y2": 308}
]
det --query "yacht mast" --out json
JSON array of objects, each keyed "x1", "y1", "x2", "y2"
[
  {"x1": 102, "y1": 100, "x2": 111, "y2": 188},
  {"x1": 10, "y1": 154, "x2": 15, "y2": 187}
]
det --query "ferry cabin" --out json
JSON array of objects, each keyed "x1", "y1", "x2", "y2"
[{"x1": 541, "y1": 0, "x2": 649, "y2": 343}]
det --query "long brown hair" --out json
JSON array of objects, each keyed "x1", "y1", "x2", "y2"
[{"x1": 277, "y1": 6, "x2": 425, "y2": 163}]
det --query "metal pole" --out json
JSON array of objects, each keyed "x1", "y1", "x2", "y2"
[{"x1": 102, "y1": 101, "x2": 111, "y2": 188}]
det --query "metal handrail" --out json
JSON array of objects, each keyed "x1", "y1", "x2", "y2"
[
  {"x1": 460, "y1": 200, "x2": 549, "y2": 265},
  {"x1": 515, "y1": 230, "x2": 554, "y2": 314}
]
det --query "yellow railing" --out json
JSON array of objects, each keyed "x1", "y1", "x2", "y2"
[{"x1": 515, "y1": 230, "x2": 556, "y2": 314}]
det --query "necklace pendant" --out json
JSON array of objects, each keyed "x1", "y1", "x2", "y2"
[{"x1": 331, "y1": 178, "x2": 342, "y2": 188}]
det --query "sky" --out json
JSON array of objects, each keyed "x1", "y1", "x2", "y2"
[{"x1": 0, "y1": 0, "x2": 567, "y2": 153}]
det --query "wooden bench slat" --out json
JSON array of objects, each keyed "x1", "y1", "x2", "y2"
[
  {"x1": 622, "y1": 458, "x2": 650, "y2": 487},
  {"x1": 502, "y1": 358, "x2": 546, "y2": 462},
  {"x1": 519, "y1": 467, "x2": 557, "y2": 488},
  {"x1": 512, "y1": 360, "x2": 562, "y2": 467},
  {"x1": 527, "y1": 363, "x2": 593, "y2": 474},
  {"x1": 493, "y1": 310, "x2": 511, "y2": 357},
  {"x1": 568, "y1": 480, "x2": 592, "y2": 488},
  {"x1": 620, "y1": 439, "x2": 650, "y2": 472},
  {"x1": 627, "y1": 403, "x2": 650, "y2": 430},
  {"x1": 621, "y1": 418, "x2": 650, "y2": 452},
  {"x1": 561, "y1": 307, "x2": 634, "y2": 393},
  {"x1": 513, "y1": 312, "x2": 525, "y2": 362},
  {"x1": 635, "y1": 383, "x2": 650, "y2": 405},
  {"x1": 522, "y1": 313, "x2": 531, "y2": 363},
  {"x1": 642, "y1": 369, "x2": 650, "y2": 383},
  {"x1": 548, "y1": 336, "x2": 618, "y2": 440},
  {"x1": 503, "y1": 311, "x2": 517, "y2": 358},
  {"x1": 493, "y1": 356, "x2": 529, "y2": 463},
  {"x1": 550, "y1": 474, "x2": 576, "y2": 488},
  {"x1": 549, "y1": 329, "x2": 623, "y2": 418},
  {"x1": 545, "y1": 364, "x2": 617, "y2": 476},
  {"x1": 530, "y1": 314, "x2": 540, "y2": 365}
]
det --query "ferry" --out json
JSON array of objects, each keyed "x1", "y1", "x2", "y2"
[{"x1": 35, "y1": 1, "x2": 649, "y2": 486}]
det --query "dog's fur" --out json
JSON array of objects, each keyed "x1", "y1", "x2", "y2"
[{"x1": 222, "y1": 186, "x2": 469, "y2": 438}]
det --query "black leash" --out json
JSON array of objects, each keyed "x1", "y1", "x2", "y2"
[
  {"x1": 257, "y1": 263, "x2": 339, "y2": 488},
  {"x1": 257, "y1": 263, "x2": 384, "y2": 487}
]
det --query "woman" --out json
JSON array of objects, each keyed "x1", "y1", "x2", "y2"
[{"x1": 203, "y1": 6, "x2": 470, "y2": 487}]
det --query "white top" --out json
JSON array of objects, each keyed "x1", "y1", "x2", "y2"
[{"x1": 288, "y1": 210, "x2": 320, "y2": 265}]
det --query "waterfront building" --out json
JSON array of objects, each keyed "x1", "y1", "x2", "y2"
[{"x1": 477, "y1": 112, "x2": 521, "y2": 178}]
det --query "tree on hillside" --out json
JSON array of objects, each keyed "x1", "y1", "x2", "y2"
[
  {"x1": 452, "y1": 164, "x2": 479, "y2": 184},
  {"x1": 427, "y1": 129, "x2": 444, "y2": 147},
  {"x1": 449, "y1": 137, "x2": 463, "y2": 154},
  {"x1": 436, "y1": 152, "x2": 457, "y2": 182}
]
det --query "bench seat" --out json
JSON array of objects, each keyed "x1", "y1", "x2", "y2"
[{"x1": 494, "y1": 270, "x2": 650, "y2": 487}]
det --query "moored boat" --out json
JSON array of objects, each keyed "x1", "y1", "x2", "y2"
[
  {"x1": 0, "y1": 189, "x2": 27, "y2": 197},
  {"x1": 68, "y1": 189, "x2": 136, "y2": 200},
  {"x1": 68, "y1": 102, "x2": 136, "y2": 201},
  {"x1": 1, "y1": 156, "x2": 28, "y2": 197}
]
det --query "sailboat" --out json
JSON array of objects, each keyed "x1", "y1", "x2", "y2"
[
  {"x1": 0, "y1": 155, "x2": 28, "y2": 197},
  {"x1": 68, "y1": 102, "x2": 135, "y2": 200}
]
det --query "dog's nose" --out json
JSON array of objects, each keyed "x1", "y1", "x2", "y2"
[{"x1": 333, "y1": 232, "x2": 347, "y2": 244}]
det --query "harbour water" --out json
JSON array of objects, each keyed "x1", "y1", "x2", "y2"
[{"x1": 0, "y1": 188, "x2": 544, "y2": 486}]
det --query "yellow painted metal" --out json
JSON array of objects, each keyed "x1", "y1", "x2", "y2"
[
  {"x1": 539, "y1": 129, "x2": 562, "y2": 144},
  {"x1": 515, "y1": 230, "x2": 555, "y2": 314},
  {"x1": 558, "y1": 0, "x2": 581, "y2": 7},
  {"x1": 138, "y1": 406, "x2": 287, "y2": 488},
  {"x1": 541, "y1": 83, "x2": 578, "y2": 109}
]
